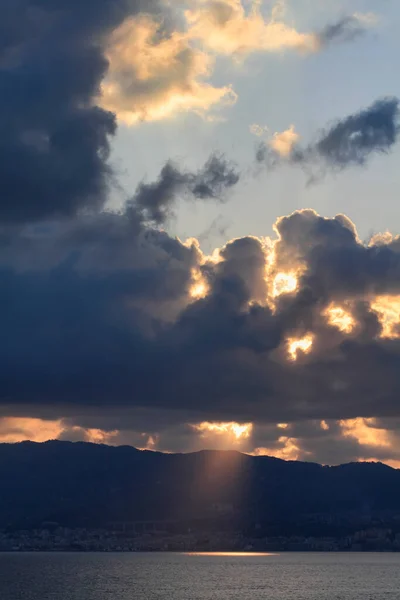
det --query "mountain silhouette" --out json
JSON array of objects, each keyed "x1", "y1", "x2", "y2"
[{"x1": 0, "y1": 441, "x2": 399, "y2": 532}]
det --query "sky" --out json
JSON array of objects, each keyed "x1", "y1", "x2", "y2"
[{"x1": 2, "y1": 0, "x2": 400, "y2": 466}]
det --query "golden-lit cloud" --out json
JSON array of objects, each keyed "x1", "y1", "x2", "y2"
[
  {"x1": 368, "y1": 231, "x2": 395, "y2": 247},
  {"x1": 0, "y1": 417, "x2": 120, "y2": 445},
  {"x1": 287, "y1": 334, "x2": 313, "y2": 361},
  {"x1": 4, "y1": 414, "x2": 400, "y2": 469},
  {"x1": 185, "y1": 0, "x2": 317, "y2": 58},
  {"x1": 84, "y1": 429, "x2": 120, "y2": 444},
  {"x1": 324, "y1": 304, "x2": 355, "y2": 334},
  {"x1": 0, "y1": 418, "x2": 63, "y2": 443},
  {"x1": 254, "y1": 437, "x2": 301, "y2": 461},
  {"x1": 370, "y1": 295, "x2": 400, "y2": 339},
  {"x1": 251, "y1": 123, "x2": 299, "y2": 158},
  {"x1": 135, "y1": 434, "x2": 159, "y2": 452},
  {"x1": 340, "y1": 418, "x2": 391, "y2": 449},
  {"x1": 269, "y1": 125, "x2": 299, "y2": 157},
  {"x1": 100, "y1": 15, "x2": 236, "y2": 124},
  {"x1": 97, "y1": 5, "x2": 376, "y2": 125}
]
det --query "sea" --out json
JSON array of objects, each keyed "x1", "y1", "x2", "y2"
[{"x1": 1, "y1": 551, "x2": 399, "y2": 600}]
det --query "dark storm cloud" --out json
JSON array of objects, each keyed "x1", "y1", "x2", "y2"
[
  {"x1": 0, "y1": 212, "x2": 275, "y2": 416},
  {"x1": 4, "y1": 208, "x2": 400, "y2": 445},
  {"x1": 257, "y1": 98, "x2": 400, "y2": 177},
  {"x1": 0, "y1": 0, "x2": 162, "y2": 222},
  {"x1": 133, "y1": 154, "x2": 240, "y2": 225}
]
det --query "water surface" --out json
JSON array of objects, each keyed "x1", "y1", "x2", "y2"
[{"x1": 1, "y1": 551, "x2": 399, "y2": 599}]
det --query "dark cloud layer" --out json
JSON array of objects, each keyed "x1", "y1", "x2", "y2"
[
  {"x1": 257, "y1": 97, "x2": 400, "y2": 178},
  {"x1": 2, "y1": 209, "x2": 400, "y2": 444},
  {"x1": 133, "y1": 154, "x2": 240, "y2": 224}
]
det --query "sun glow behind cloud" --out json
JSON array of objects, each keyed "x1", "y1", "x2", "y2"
[
  {"x1": 191, "y1": 421, "x2": 253, "y2": 448},
  {"x1": 189, "y1": 269, "x2": 210, "y2": 300},
  {"x1": 370, "y1": 296, "x2": 400, "y2": 339},
  {"x1": 183, "y1": 212, "x2": 400, "y2": 363},
  {"x1": 192, "y1": 421, "x2": 252, "y2": 439},
  {"x1": 287, "y1": 335, "x2": 313, "y2": 361},
  {"x1": 323, "y1": 298, "x2": 400, "y2": 340},
  {"x1": 324, "y1": 304, "x2": 355, "y2": 333},
  {"x1": 272, "y1": 272, "x2": 298, "y2": 297}
]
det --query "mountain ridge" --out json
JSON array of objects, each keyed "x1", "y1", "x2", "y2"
[
  {"x1": 0, "y1": 440, "x2": 398, "y2": 532},
  {"x1": 4, "y1": 438, "x2": 394, "y2": 470}
]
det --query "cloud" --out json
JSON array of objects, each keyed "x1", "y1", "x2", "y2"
[
  {"x1": 257, "y1": 97, "x2": 400, "y2": 177},
  {"x1": 84, "y1": 4, "x2": 377, "y2": 127},
  {"x1": 271, "y1": 417, "x2": 400, "y2": 468},
  {"x1": 3, "y1": 207, "x2": 400, "y2": 466},
  {"x1": 3, "y1": 413, "x2": 400, "y2": 468},
  {"x1": 99, "y1": 14, "x2": 236, "y2": 124},
  {"x1": 0, "y1": 417, "x2": 62, "y2": 444},
  {"x1": 0, "y1": 0, "x2": 168, "y2": 223},
  {"x1": 0, "y1": 0, "x2": 399, "y2": 468},
  {"x1": 184, "y1": 1, "x2": 374, "y2": 60},
  {"x1": 133, "y1": 153, "x2": 240, "y2": 224},
  {"x1": 315, "y1": 13, "x2": 376, "y2": 49},
  {"x1": 269, "y1": 125, "x2": 299, "y2": 157},
  {"x1": 312, "y1": 97, "x2": 399, "y2": 169},
  {"x1": 0, "y1": 0, "x2": 240, "y2": 223},
  {"x1": 185, "y1": 0, "x2": 318, "y2": 58}
]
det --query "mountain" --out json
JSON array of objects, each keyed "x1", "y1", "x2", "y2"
[{"x1": 1, "y1": 441, "x2": 399, "y2": 533}]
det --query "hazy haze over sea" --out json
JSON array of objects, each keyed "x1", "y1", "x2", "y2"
[{"x1": 1, "y1": 552, "x2": 400, "y2": 599}]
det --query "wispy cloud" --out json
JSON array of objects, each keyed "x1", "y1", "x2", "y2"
[
  {"x1": 315, "y1": 13, "x2": 377, "y2": 49},
  {"x1": 257, "y1": 97, "x2": 400, "y2": 178},
  {"x1": 132, "y1": 153, "x2": 240, "y2": 224}
]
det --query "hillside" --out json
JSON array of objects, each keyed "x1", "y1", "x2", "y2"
[{"x1": 0, "y1": 441, "x2": 399, "y2": 532}]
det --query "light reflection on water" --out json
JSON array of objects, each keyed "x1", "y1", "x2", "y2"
[{"x1": 184, "y1": 552, "x2": 278, "y2": 557}]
